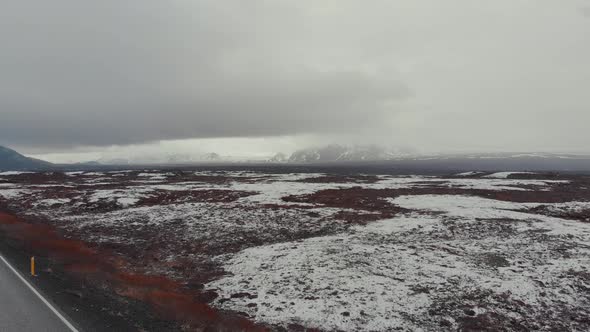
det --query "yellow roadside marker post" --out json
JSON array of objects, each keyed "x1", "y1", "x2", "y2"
[{"x1": 31, "y1": 256, "x2": 36, "y2": 277}]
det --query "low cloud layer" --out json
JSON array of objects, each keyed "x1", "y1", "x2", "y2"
[{"x1": 1, "y1": 1, "x2": 589, "y2": 153}]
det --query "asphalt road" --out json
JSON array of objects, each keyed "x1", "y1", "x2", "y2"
[{"x1": 0, "y1": 254, "x2": 78, "y2": 332}]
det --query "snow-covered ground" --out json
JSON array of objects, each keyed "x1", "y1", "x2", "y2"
[
  {"x1": 208, "y1": 195, "x2": 590, "y2": 331},
  {"x1": 0, "y1": 170, "x2": 589, "y2": 331}
]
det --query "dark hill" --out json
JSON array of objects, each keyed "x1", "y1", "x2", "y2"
[{"x1": 0, "y1": 145, "x2": 53, "y2": 171}]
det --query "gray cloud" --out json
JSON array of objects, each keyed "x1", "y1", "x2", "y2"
[
  {"x1": 1, "y1": 0, "x2": 590, "y2": 153},
  {"x1": 1, "y1": 70, "x2": 408, "y2": 147},
  {"x1": 0, "y1": 0, "x2": 409, "y2": 148}
]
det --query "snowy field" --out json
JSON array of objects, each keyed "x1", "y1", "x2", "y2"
[{"x1": 1, "y1": 170, "x2": 589, "y2": 331}]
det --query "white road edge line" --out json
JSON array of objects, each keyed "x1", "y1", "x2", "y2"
[{"x1": 0, "y1": 253, "x2": 79, "y2": 332}]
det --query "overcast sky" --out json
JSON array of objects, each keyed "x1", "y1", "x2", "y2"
[{"x1": 1, "y1": 0, "x2": 589, "y2": 161}]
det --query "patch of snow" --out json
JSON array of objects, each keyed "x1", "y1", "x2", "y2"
[
  {"x1": 30, "y1": 184, "x2": 75, "y2": 188},
  {"x1": 484, "y1": 172, "x2": 535, "y2": 179},
  {"x1": 394, "y1": 196, "x2": 544, "y2": 231},
  {"x1": 360, "y1": 214, "x2": 439, "y2": 234},
  {"x1": 208, "y1": 231, "x2": 437, "y2": 331},
  {"x1": 0, "y1": 171, "x2": 34, "y2": 176},
  {"x1": 0, "y1": 189, "x2": 32, "y2": 199},
  {"x1": 35, "y1": 198, "x2": 71, "y2": 206},
  {"x1": 59, "y1": 202, "x2": 349, "y2": 253},
  {"x1": 545, "y1": 201, "x2": 590, "y2": 214},
  {"x1": 454, "y1": 171, "x2": 483, "y2": 177},
  {"x1": 138, "y1": 172, "x2": 174, "y2": 178},
  {"x1": 369, "y1": 176, "x2": 564, "y2": 192},
  {"x1": 192, "y1": 171, "x2": 325, "y2": 181},
  {"x1": 442, "y1": 178, "x2": 566, "y2": 191},
  {"x1": 117, "y1": 197, "x2": 140, "y2": 207},
  {"x1": 229, "y1": 175, "x2": 566, "y2": 207},
  {"x1": 83, "y1": 177, "x2": 112, "y2": 183},
  {"x1": 88, "y1": 187, "x2": 153, "y2": 206},
  {"x1": 208, "y1": 194, "x2": 590, "y2": 331},
  {"x1": 148, "y1": 183, "x2": 218, "y2": 191},
  {"x1": 274, "y1": 173, "x2": 325, "y2": 181},
  {"x1": 390, "y1": 195, "x2": 590, "y2": 240}
]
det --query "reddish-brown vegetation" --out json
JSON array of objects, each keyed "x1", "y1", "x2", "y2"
[
  {"x1": 138, "y1": 189, "x2": 257, "y2": 206},
  {"x1": 0, "y1": 211, "x2": 268, "y2": 331}
]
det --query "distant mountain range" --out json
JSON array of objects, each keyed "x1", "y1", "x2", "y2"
[
  {"x1": 281, "y1": 145, "x2": 590, "y2": 165},
  {"x1": 96, "y1": 152, "x2": 224, "y2": 165},
  {"x1": 2, "y1": 144, "x2": 590, "y2": 172},
  {"x1": 0, "y1": 146, "x2": 53, "y2": 170},
  {"x1": 91, "y1": 145, "x2": 415, "y2": 165},
  {"x1": 287, "y1": 145, "x2": 416, "y2": 163}
]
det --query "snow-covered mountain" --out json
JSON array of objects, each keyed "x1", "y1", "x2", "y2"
[
  {"x1": 287, "y1": 145, "x2": 416, "y2": 163},
  {"x1": 268, "y1": 152, "x2": 289, "y2": 163}
]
